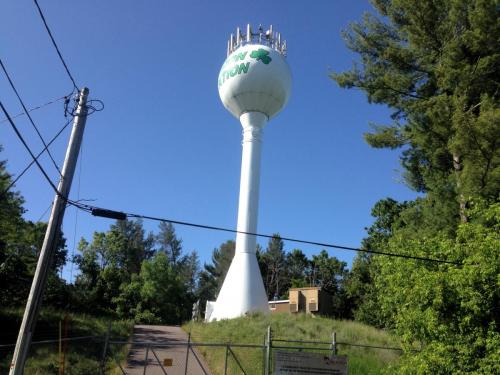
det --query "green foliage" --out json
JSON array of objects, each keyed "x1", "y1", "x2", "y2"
[
  {"x1": 374, "y1": 203, "x2": 500, "y2": 373},
  {"x1": 74, "y1": 219, "x2": 198, "y2": 323},
  {"x1": 309, "y1": 250, "x2": 350, "y2": 318},
  {"x1": 157, "y1": 221, "x2": 182, "y2": 265},
  {"x1": 0, "y1": 148, "x2": 68, "y2": 309},
  {"x1": 138, "y1": 252, "x2": 190, "y2": 324},
  {"x1": 287, "y1": 249, "x2": 310, "y2": 288},
  {"x1": 196, "y1": 240, "x2": 235, "y2": 307},
  {"x1": 332, "y1": 0, "x2": 500, "y2": 216},
  {"x1": 260, "y1": 234, "x2": 288, "y2": 299},
  {"x1": 0, "y1": 307, "x2": 133, "y2": 374}
]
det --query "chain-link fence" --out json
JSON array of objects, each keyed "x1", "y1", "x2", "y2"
[{"x1": 1, "y1": 326, "x2": 410, "y2": 374}]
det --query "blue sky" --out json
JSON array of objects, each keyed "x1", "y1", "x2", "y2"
[{"x1": 1, "y1": 0, "x2": 418, "y2": 280}]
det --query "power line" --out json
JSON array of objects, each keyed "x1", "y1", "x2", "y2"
[
  {"x1": 36, "y1": 202, "x2": 53, "y2": 223},
  {"x1": 0, "y1": 95, "x2": 66, "y2": 124},
  {"x1": 32, "y1": 0, "x2": 78, "y2": 90},
  {"x1": 0, "y1": 58, "x2": 63, "y2": 176},
  {"x1": 2, "y1": 117, "x2": 73, "y2": 196},
  {"x1": 1, "y1": 97, "x2": 90, "y2": 221},
  {"x1": 70, "y1": 202, "x2": 463, "y2": 266},
  {"x1": 0, "y1": 100, "x2": 60, "y2": 194},
  {"x1": 2, "y1": 95, "x2": 460, "y2": 267},
  {"x1": 128, "y1": 213, "x2": 463, "y2": 265}
]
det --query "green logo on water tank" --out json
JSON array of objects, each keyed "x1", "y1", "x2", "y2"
[{"x1": 250, "y1": 49, "x2": 272, "y2": 64}]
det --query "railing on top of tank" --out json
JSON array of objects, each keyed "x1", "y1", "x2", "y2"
[{"x1": 227, "y1": 24, "x2": 287, "y2": 57}]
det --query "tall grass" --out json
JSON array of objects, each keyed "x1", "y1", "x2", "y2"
[
  {"x1": 184, "y1": 313, "x2": 402, "y2": 375},
  {"x1": 0, "y1": 307, "x2": 133, "y2": 374}
]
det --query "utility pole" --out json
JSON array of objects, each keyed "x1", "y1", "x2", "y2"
[{"x1": 9, "y1": 87, "x2": 89, "y2": 375}]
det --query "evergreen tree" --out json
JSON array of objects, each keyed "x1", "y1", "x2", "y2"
[
  {"x1": 331, "y1": 0, "x2": 500, "y2": 223},
  {"x1": 262, "y1": 234, "x2": 287, "y2": 299},
  {"x1": 156, "y1": 221, "x2": 183, "y2": 265},
  {"x1": 107, "y1": 219, "x2": 155, "y2": 274},
  {"x1": 285, "y1": 249, "x2": 310, "y2": 288},
  {"x1": 196, "y1": 240, "x2": 235, "y2": 311},
  {"x1": 309, "y1": 250, "x2": 349, "y2": 318}
]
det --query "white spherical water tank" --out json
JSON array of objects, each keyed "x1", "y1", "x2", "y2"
[
  {"x1": 218, "y1": 44, "x2": 292, "y2": 119},
  {"x1": 208, "y1": 25, "x2": 291, "y2": 322}
]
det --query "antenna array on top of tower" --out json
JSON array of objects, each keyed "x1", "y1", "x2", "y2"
[{"x1": 227, "y1": 24, "x2": 287, "y2": 57}]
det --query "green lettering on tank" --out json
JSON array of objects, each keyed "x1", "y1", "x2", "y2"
[
  {"x1": 230, "y1": 66, "x2": 239, "y2": 77},
  {"x1": 237, "y1": 62, "x2": 250, "y2": 74},
  {"x1": 221, "y1": 51, "x2": 248, "y2": 69},
  {"x1": 232, "y1": 52, "x2": 247, "y2": 62},
  {"x1": 218, "y1": 62, "x2": 252, "y2": 87}
]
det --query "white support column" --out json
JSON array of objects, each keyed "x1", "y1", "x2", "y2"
[{"x1": 235, "y1": 111, "x2": 267, "y2": 254}]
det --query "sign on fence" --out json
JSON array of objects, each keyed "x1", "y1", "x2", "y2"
[
  {"x1": 163, "y1": 358, "x2": 173, "y2": 366},
  {"x1": 274, "y1": 351, "x2": 348, "y2": 375}
]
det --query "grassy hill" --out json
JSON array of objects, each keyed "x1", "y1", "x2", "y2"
[
  {"x1": 184, "y1": 313, "x2": 403, "y2": 375},
  {"x1": 0, "y1": 308, "x2": 133, "y2": 374}
]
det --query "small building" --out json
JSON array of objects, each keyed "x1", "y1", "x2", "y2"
[
  {"x1": 268, "y1": 287, "x2": 334, "y2": 315},
  {"x1": 269, "y1": 299, "x2": 290, "y2": 313}
]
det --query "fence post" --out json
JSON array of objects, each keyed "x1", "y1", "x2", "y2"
[
  {"x1": 100, "y1": 322, "x2": 111, "y2": 375},
  {"x1": 265, "y1": 326, "x2": 271, "y2": 375},
  {"x1": 224, "y1": 344, "x2": 229, "y2": 375},
  {"x1": 143, "y1": 345, "x2": 149, "y2": 375},
  {"x1": 331, "y1": 332, "x2": 337, "y2": 356},
  {"x1": 184, "y1": 332, "x2": 191, "y2": 375},
  {"x1": 262, "y1": 333, "x2": 267, "y2": 375},
  {"x1": 59, "y1": 320, "x2": 62, "y2": 375}
]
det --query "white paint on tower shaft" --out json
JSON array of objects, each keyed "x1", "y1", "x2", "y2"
[{"x1": 235, "y1": 112, "x2": 267, "y2": 254}]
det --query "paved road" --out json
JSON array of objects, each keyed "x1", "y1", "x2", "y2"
[{"x1": 125, "y1": 325, "x2": 212, "y2": 375}]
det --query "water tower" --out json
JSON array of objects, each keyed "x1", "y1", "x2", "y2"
[{"x1": 208, "y1": 24, "x2": 291, "y2": 321}]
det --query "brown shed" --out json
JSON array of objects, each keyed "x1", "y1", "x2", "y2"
[
  {"x1": 288, "y1": 287, "x2": 333, "y2": 315},
  {"x1": 268, "y1": 287, "x2": 334, "y2": 316}
]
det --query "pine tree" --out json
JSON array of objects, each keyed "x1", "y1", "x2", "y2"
[
  {"x1": 262, "y1": 234, "x2": 287, "y2": 299},
  {"x1": 156, "y1": 221, "x2": 183, "y2": 265},
  {"x1": 331, "y1": 0, "x2": 500, "y2": 223}
]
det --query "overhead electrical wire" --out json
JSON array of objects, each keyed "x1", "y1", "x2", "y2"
[
  {"x1": 69, "y1": 202, "x2": 463, "y2": 266},
  {"x1": 0, "y1": 94, "x2": 66, "y2": 124},
  {"x1": 1, "y1": 117, "x2": 73, "y2": 196},
  {"x1": 36, "y1": 203, "x2": 53, "y2": 223},
  {"x1": 0, "y1": 98, "x2": 93, "y2": 216},
  {"x1": 0, "y1": 58, "x2": 62, "y2": 175},
  {"x1": 32, "y1": 0, "x2": 79, "y2": 90},
  {"x1": 0, "y1": 101, "x2": 60, "y2": 194}
]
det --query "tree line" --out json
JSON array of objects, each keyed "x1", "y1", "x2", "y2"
[{"x1": 0, "y1": 158, "x2": 355, "y2": 324}]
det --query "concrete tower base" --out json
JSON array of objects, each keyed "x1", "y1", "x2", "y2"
[{"x1": 208, "y1": 252, "x2": 269, "y2": 321}]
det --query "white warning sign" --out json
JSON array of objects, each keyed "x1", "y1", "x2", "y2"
[{"x1": 274, "y1": 351, "x2": 348, "y2": 375}]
